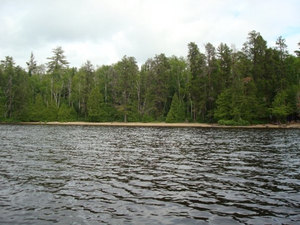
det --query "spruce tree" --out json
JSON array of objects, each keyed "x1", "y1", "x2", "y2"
[
  {"x1": 271, "y1": 90, "x2": 293, "y2": 123},
  {"x1": 166, "y1": 94, "x2": 185, "y2": 123},
  {"x1": 58, "y1": 104, "x2": 77, "y2": 122},
  {"x1": 30, "y1": 94, "x2": 46, "y2": 121},
  {"x1": 87, "y1": 86, "x2": 107, "y2": 122}
]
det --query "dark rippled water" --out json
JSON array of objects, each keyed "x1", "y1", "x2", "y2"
[{"x1": 0, "y1": 125, "x2": 299, "y2": 224}]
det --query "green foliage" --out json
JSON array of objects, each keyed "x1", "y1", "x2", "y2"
[
  {"x1": 11, "y1": 66, "x2": 31, "y2": 121},
  {"x1": 214, "y1": 89, "x2": 232, "y2": 121},
  {"x1": 87, "y1": 86, "x2": 109, "y2": 122},
  {"x1": 214, "y1": 80, "x2": 265, "y2": 124},
  {"x1": 0, "y1": 93, "x2": 5, "y2": 121},
  {"x1": 166, "y1": 94, "x2": 186, "y2": 123},
  {"x1": 47, "y1": 46, "x2": 69, "y2": 73},
  {"x1": 58, "y1": 104, "x2": 77, "y2": 122},
  {"x1": 0, "y1": 32, "x2": 299, "y2": 124},
  {"x1": 140, "y1": 54, "x2": 171, "y2": 121},
  {"x1": 270, "y1": 90, "x2": 293, "y2": 123},
  {"x1": 44, "y1": 101, "x2": 58, "y2": 121},
  {"x1": 218, "y1": 119, "x2": 250, "y2": 126},
  {"x1": 141, "y1": 114, "x2": 155, "y2": 123},
  {"x1": 29, "y1": 94, "x2": 46, "y2": 121},
  {"x1": 187, "y1": 42, "x2": 207, "y2": 121},
  {"x1": 297, "y1": 86, "x2": 300, "y2": 117},
  {"x1": 113, "y1": 56, "x2": 139, "y2": 122}
]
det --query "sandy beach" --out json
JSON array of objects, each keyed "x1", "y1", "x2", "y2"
[{"x1": 13, "y1": 121, "x2": 300, "y2": 129}]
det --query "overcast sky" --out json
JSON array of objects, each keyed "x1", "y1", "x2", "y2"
[{"x1": 1, "y1": 0, "x2": 300, "y2": 69}]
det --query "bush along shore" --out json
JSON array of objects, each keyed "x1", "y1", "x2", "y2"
[
  {"x1": 2, "y1": 121, "x2": 298, "y2": 129},
  {"x1": 0, "y1": 31, "x2": 299, "y2": 125}
]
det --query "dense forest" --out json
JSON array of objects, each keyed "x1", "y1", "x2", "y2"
[{"x1": 1, "y1": 31, "x2": 300, "y2": 125}]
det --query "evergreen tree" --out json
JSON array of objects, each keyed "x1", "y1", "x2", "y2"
[
  {"x1": 12, "y1": 66, "x2": 31, "y2": 121},
  {"x1": 1, "y1": 56, "x2": 15, "y2": 119},
  {"x1": 47, "y1": 46, "x2": 69, "y2": 107},
  {"x1": 58, "y1": 104, "x2": 77, "y2": 122},
  {"x1": 30, "y1": 94, "x2": 46, "y2": 121},
  {"x1": 297, "y1": 88, "x2": 300, "y2": 118},
  {"x1": 87, "y1": 86, "x2": 108, "y2": 122},
  {"x1": 96, "y1": 65, "x2": 114, "y2": 104},
  {"x1": 214, "y1": 89, "x2": 232, "y2": 121},
  {"x1": 44, "y1": 101, "x2": 58, "y2": 121},
  {"x1": 0, "y1": 30, "x2": 299, "y2": 124},
  {"x1": 47, "y1": 46, "x2": 69, "y2": 73},
  {"x1": 26, "y1": 52, "x2": 37, "y2": 77},
  {"x1": 166, "y1": 93, "x2": 186, "y2": 123},
  {"x1": 295, "y1": 42, "x2": 300, "y2": 57},
  {"x1": 168, "y1": 56, "x2": 189, "y2": 100},
  {"x1": 0, "y1": 88, "x2": 5, "y2": 121},
  {"x1": 187, "y1": 42, "x2": 206, "y2": 121},
  {"x1": 217, "y1": 43, "x2": 232, "y2": 89},
  {"x1": 113, "y1": 56, "x2": 139, "y2": 122},
  {"x1": 271, "y1": 90, "x2": 292, "y2": 123},
  {"x1": 205, "y1": 42, "x2": 219, "y2": 120}
]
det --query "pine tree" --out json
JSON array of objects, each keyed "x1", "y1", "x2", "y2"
[
  {"x1": 271, "y1": 90, "x2": 292, "y2": 123},
  {"x1": 294, "y1": 41, "x2": 300, "y2": 57},
  {"x1": 187, "y1": 42, "x2": 206, "y2": 121},
  {"x1": 87, "y1": 86, "x2": 108, "y2": 122},
  {"x1": 1, "y1": 56, "x2": 15, "y2": 119},
  {"x1": 30, "y1": 94, "x2": 46, "y2": 121},
  {"x1": 0, "y1": 88, "x2": 5, "y2": 121},
  {"x1": 26, "y1": 52, "x2": 37, "y2": 77},
  {"x1": 45, "y1": 101, "x2": 58, "y2": 121},
  {"x1": 166, "y1": 93, "x2": 186, "y2": 123},
  {"x1": 113, "y1": 56, "x2": 139, "y2": 122},
  {"x1": 214, "y1": 89, "x2": 232, "y2": 121},
  {"x1": 58, "y1": 104, "x2": 77, "y2": 122},
  {"x1": 47, "y1": 46, "x2": 69, "y2": 107}
]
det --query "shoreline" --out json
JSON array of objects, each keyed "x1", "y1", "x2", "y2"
[{"x1": 3, "y1": 121, "x2": 300, "y2": 129}]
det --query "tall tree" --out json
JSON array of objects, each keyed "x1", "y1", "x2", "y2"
[
  {"x1": 276, "y1": 36, "x2": 288, "y2": 61},
  {"x1": 80, "y1": 60, "x2": 95, "y2": 118},
  {"x1": 205, "y1": 42, "x2": 219, "y2": 119},
  {"x1": 0, "y1": 30, "x2": 299, "y2": 123},
  {"x1": 96, "y1": 65, "x2": 113, "y2": 104},
  {"x1": 47, "y1": 46, "x2": 69, "y2": 73},
  {"x1": 87, "y1": 86, "x2": 104, "y2": 122},
  {"x1": 12, "y1": 66, "x2": 31, "y2": 121},
  {"x1": 140, "y1": 54, "x2": 170, "y2": 121},
  {"x1": 47, "y1": 46, "x2": 69, "y2": 106},
  {"x1": 187, "y1": 42, "x2": 206, "y2": 121},
  {"x1": 166, "y1": 93, "x2": 186, "y2": 123},
  {"x1": 217, "y1": 43, "x2": 232, "y2": 89},
  {"x1": 168, "y1": 56, "x2": 189, "y2": 100},
  {"x1": 1, "y1": 56, "x2": 15, "y2": 119},
  {"x1": 113, "y1": 56, "x2": 139, "y2": 122},
  {"x1": 295, "y1": 42, "x2": 300, "y2": 57},
  {"x1": 243, "y1": 30, "x2": 267, "y2": 82},
  {"x1": 0, "y1": 88, "x2": 5, "y2": 121},
  {"x1": 26, "y1": 52, "x2": 37, "y2": 77},
  {"x1": 271, "y1": 90, "x2": 292, "y2": 123},
  {"x1": 58, "y1": 103, "x2": 77, "y2": 122},
  {"x1": 29, "y1": 94, "x2": 46, "y2": 121}
]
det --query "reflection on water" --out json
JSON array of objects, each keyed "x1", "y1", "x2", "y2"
[{"x1": 0, "y1": 125, "x2": 299, "y2": 224}]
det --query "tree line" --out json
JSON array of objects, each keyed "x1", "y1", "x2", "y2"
[{"x1": 1, "y1": 31, "x2": 300, "y2": 125}]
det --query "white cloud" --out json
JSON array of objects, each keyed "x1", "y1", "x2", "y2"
[{"x1": 0, "y1": 0, "x2": 299, "y2": 69}]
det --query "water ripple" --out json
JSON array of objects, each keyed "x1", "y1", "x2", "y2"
[{"x1": 0, "y1": 125, "x2": 299, "y2": 224}]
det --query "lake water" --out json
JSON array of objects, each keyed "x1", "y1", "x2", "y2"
[{"x1": 0, "y1": 125, "x2": 299, "y2": 224}]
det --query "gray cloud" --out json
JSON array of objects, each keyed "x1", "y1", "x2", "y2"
[{"x1": 0, "y1": 0, "x2": 299, "y2": 69}]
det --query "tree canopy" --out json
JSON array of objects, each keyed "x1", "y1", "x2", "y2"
[{"x1": 0, "y1": 31, "x2": 299, "y2": 124}]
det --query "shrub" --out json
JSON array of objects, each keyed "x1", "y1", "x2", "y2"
[{"x1": 218, "y1": 119, "x2": 250, "y2": 126}]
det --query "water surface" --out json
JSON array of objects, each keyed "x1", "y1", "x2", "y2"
[{"x1": 0, "y1": 125, "x2": 299, "y2": 224}]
